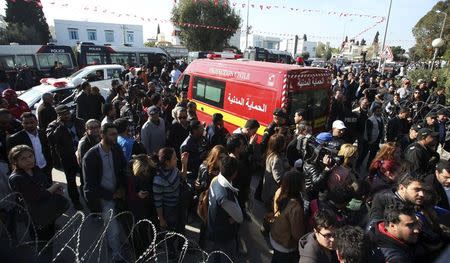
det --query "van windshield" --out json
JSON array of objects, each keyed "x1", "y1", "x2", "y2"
[{"x1": 289, "y1": 89, "x2": 329, "y2": 123}]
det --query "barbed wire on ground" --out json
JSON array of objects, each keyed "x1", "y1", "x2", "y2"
[{"x1": 0, "y1": 193, "x2": 233, "y2": 263}]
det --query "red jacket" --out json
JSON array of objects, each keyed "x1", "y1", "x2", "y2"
[{"x1": 7, "y1": 99, "x2": 30, "y2": 119}]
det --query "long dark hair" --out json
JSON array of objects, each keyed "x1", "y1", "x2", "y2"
[
  {"x1": 266, "y1": 134, "x2": 286, "y2": 159},
  {"x1": 276, "y1": 170, "x2": 304, "y2": 211}
]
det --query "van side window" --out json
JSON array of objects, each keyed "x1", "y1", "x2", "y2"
[{"x1": 193, "y1": 77, "x2": 225, "y2": 108}]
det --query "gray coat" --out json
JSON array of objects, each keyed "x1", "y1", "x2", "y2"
[
  {"x1": 261, "y1": 153, "x2": 290, "y2": 206},
  {"x1": 141, "y1": 118, "x2": 166, "y2": 155}
]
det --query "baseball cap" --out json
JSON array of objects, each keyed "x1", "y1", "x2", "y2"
[
  {"x1": 316, "y1": 132, "x2": 333, "y2": 144},
  {"x1": 273, "y1": 108, "x2": 288, "y2": 119},
  {"x1": 417, "y1": 128, "x2": 439, "y2": 139},
  {"x1": 147, "y1": 105, "x2": 160, "y2": 115},
  {"x1": 55, "y1": 105, "x2": 70, "y2": 115},
  {"x1": 332, "y1": 120, "x2": 347, "y2": 130},
  {"x1": 426, "y1": 112, "x2": 437, "y2": 118},
  {"x1": 410, "y1": 123, "x2": 422, "y2": 131}
]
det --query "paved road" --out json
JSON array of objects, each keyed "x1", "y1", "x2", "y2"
[{"x1": 48, "y1": 169, "x2": 272, "y2": 263}]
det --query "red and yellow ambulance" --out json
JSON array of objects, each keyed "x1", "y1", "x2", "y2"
[{"x1": 176, "y1": 59, "x2": 332, "y2": 136}]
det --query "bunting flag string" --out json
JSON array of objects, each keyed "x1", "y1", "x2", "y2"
[
  {"x1": 173, "y1": 0, "x2": 385, "y2": 21},
  {"x1": 8, "y1": 0, "x2": 385, "y2": 23},
  {"x1": 18, "y1": 0, "x2": 388, "y2": 41},
  {"x1": 353, "y1": 18, "x2": 385, "y2": 39}
]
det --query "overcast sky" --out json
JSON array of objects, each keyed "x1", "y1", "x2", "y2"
[{"x1": 0, "y1": 0, "x2": 441, "y2": 48}]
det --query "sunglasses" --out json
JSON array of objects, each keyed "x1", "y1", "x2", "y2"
[{"x1": 317, "y1": 231, "x2": 335, "y2": 239}]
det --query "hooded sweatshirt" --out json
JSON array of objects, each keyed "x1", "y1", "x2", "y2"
[{"x1": 298, "y1": 232, "x2": 338, "y2": 263}]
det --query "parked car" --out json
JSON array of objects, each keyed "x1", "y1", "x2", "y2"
[
  {"x1": 311, "y1": 59, "x2": 326, "y2": 68},
  {"x1": 19, "y1": 64, "x2": 124, "y2": 112}
]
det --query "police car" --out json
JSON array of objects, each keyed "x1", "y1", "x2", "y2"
[{"x1": 18, "y1": 64, "x2": 124, "y2": 111}]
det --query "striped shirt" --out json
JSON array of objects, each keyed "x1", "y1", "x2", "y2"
[{"x1": 153, "y1": 168, "x2": 180, "y2": 208}]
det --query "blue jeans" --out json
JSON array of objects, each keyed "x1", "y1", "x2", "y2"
[{"x1": 101, "y1": 199, "x2": 130, "y2": 262}]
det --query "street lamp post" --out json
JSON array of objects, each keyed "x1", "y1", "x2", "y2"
[
  {"x1": 431, "y1": 10, "x2": 447, "y2": 72},
  {"x1": 379, "y1": 0, "x2": 393, "y2": 73}
]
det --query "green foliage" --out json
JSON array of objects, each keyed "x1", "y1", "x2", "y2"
[
  {"x1": 391, "y1": 46, "x2": 407, "y2": 61},
  {"x1": 316, "y1": 43, "x2": 332, "y2": 60},
  {"x1": 301, "y1": 51, "x2": 310, "y2": 60},
  {"x1": 407, "y1": 68, "x2": 449, "y2": 88},
  {"x1": 373, "y1": 31, "x2": 379, "y2": 44},
  {"x1": 4, "y1": 0, "x2": 51, "y2": 44},
  {"x1": 402, "y1": 68, "x2": 450, "y2": 102},
  {"x1": 144, "y1": 41, "x2": 156, "y2": 47},
  {"x1": 411, "y1": 0, "x2": 449, "y2": 60},
  {"x1": 171, "y1": 0, "x2": 241, "y2": 51}
]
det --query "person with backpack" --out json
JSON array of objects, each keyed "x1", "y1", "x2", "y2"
[
  {"x1": 269, "y1": 170, "x2": 306, "y2": 263},
  {"x1": 286, "y1": 122, "x2": 313, "y2": 167},
  {"x1": 196, "y1": 145, "x2": 227, "y2": 248},
  {"x1": 207, "y1": 156, "x2": 243, "y2": 263}
]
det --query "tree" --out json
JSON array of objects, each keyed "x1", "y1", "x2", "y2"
[
  {"x1": 411, "y1": 0, "x2": 449, "y2": 60},
  {"x1": 4, "y1": 0, "x2": 51, "y2": 44},
  {"x1": 391, "y1": 46, "x2": 407, "y2": 61},
  {"x1": 361, "y1": 38, "x2": 366, "y2": 46},
  {"x1": 373, "y1": 31, "x2": 380, "y2": 44},
  {"x1": 303, "y1": 34, "x2": 307, "y2": 41},
  {"x1": 316, "y1": 42, "x2": 326, "y2": 57},
  {"x1": 144, "y1": 41, "x2": 157, "y2": 47},
  {"x1": 301, "y1": 51, "x2": 310, "y2": 60},
  {"x1": 171, "y1": 0, "x2": 241, "y2": 51}
]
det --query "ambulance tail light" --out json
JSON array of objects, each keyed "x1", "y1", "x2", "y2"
[{"x1": 207, "y1": 54, "x2": 221, "y2": 59}]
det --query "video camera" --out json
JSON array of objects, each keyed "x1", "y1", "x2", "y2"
[{"x1": 307, "y1": 139, "x2": 343, "y2": 166}]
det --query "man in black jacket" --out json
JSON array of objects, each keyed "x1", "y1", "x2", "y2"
[
  {"x1": 260, "y1": 108, "x2": 288, "y2": 153},
  {"x1": 76, "y1": 119, "x2": 101, "y2": 197},
  {"x1": 369, "y1": 173, "x2": 426, "y2": 225},
  {"x1": 82, "y1": 122, "x2": 129, "y2": 261},
  {"x1": 180, "y1": 120, "x2": 207, "y2": 183},
  {"x1": 7, "y1": 112, "x2": 53, "y2": 183},
  {"x1": 205, "y1": 113, "x2": 229, "y2": 148},
  {"x1": 47, "y1": 105, "x2": 85, "y2": 210},
  {"x1": 36, "y1": 92, "x2": 57, "y2": 132},
  {"x1": 404, "y1": 128, "x2": 440, "y2": 175},
  {"x1": 368, "y1": 204, "x2": 421, "y2": 263},
  {"x1": 74, "y1": 82, "x2": 92, "y2": 121},
  {"x1": 386, "y1": 108, "x2": 410, "y2": 142},
  {"x1": 427, "y1": 160, "x2": 450, "y2": 210}
]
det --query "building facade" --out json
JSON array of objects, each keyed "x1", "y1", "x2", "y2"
[
  {"x1": 280, "y1": 38, "x2": 318, "y2": 58},
  {"x1": 241, "y1": 34, "x2": 281, "y2": 51},
  {"x1": 53, "y1": 19, "x2": 144, "y2": 47},
  {"x1": 340, "y1": 40, "x2": 365, "y2": 61}
]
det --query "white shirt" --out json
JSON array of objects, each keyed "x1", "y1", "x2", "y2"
[
  {"x1": 26, "y1": 131, "x2": 47, "y2": 169},
  {"x1": 170, "y1": 69, "x2": 181, "y2": 83}
]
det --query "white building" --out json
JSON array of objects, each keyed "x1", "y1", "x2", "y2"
[
  {"x1": 241, "y1": 34, "x2": 281, "y2": 51},
  {"x1": 279, "y1": 38, "x2": 318, "y2": 58},
  {"x1": 53, "y1": 19, "x2": 144, "y2": 47},
  {"x1": 227, "y1": 29, "x2": 241, "y2": 49},
  {"x1": 340, "y1": 40, "x2": 365, "y2": 61}
]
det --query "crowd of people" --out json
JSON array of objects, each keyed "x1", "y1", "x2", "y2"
[{"x1": 0, "y1": 60, "x2": 448, "y2": 263}]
